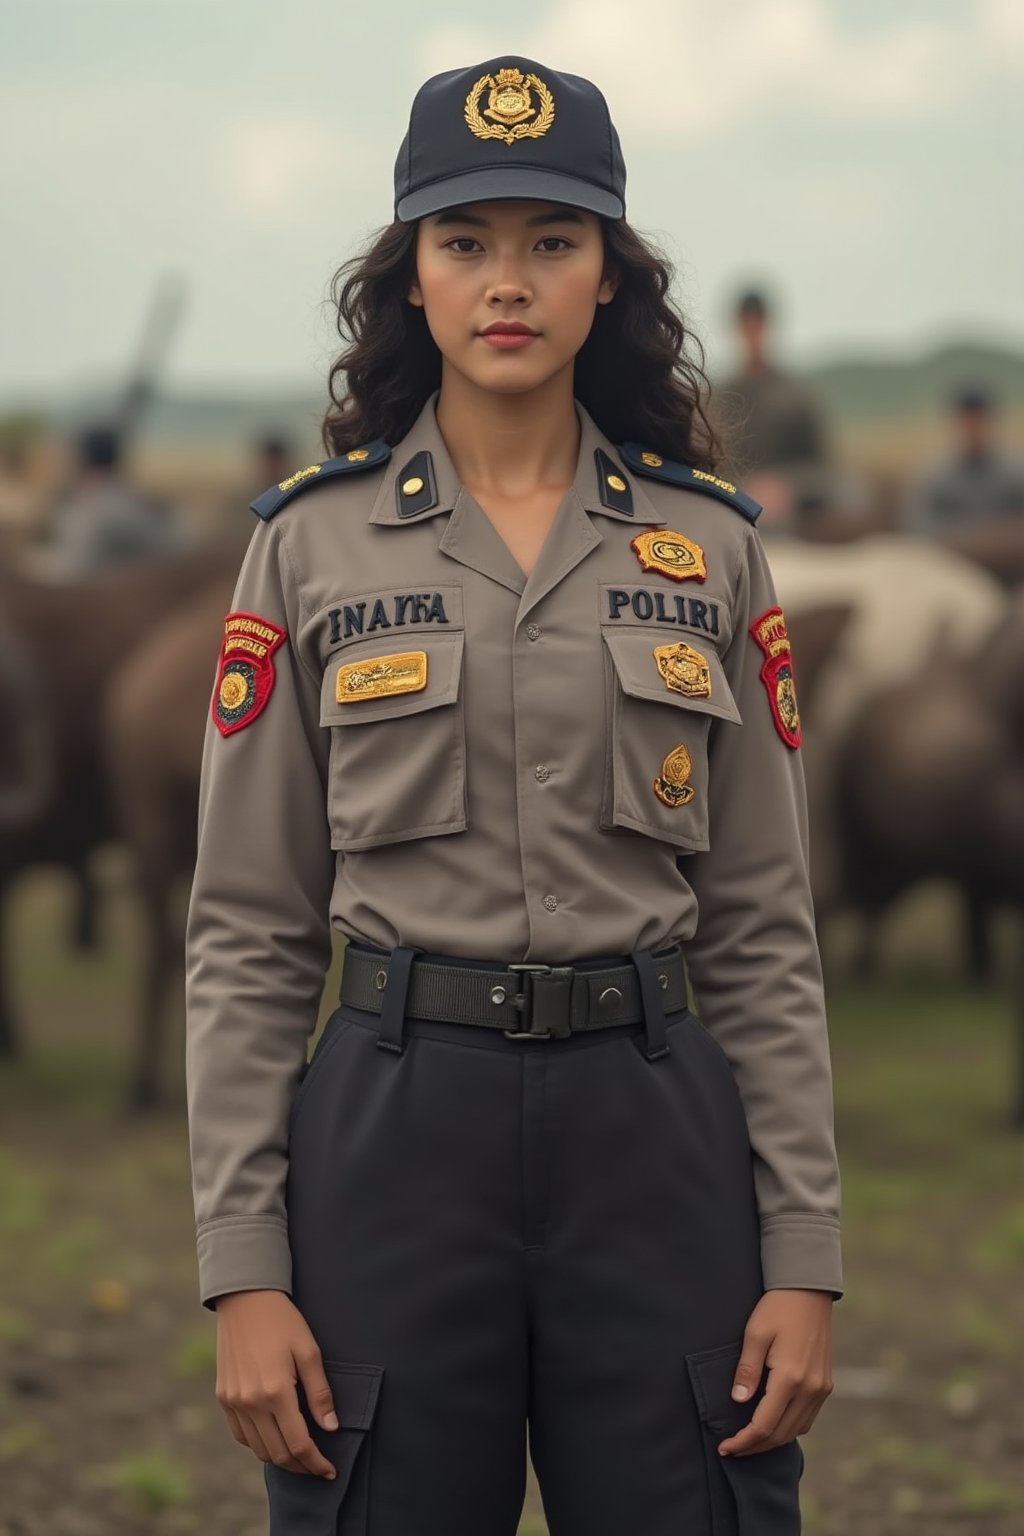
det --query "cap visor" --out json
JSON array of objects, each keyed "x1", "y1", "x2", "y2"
[{"x1": 397, "y1": 166, "x2": 623, "y2": 221}]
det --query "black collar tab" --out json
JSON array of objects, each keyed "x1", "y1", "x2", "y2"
[
  {"x1": 618, "y1": 442, "x2": 762, "y2": 524},
  {"x1": 594, "y1": 448, "x2": 634, "y2": 517},
  {"x1": 250, "y1": 440, "x2": 392, "y2": 521},
  {"x1": 394, "y1": 449, "x2": 439, "y2": 519}
]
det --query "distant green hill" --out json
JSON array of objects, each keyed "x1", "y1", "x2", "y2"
[
  {"x1": 5, "y1": 340, "x2": 1024, "y2": 456},
  {"x1": 798, "y1": 340, "x2": 1024, "y2": 423}
]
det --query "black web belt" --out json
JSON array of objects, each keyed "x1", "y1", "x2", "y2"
[{"x1": 340, "y1": 941, "x2": 688, "y2": 1040}]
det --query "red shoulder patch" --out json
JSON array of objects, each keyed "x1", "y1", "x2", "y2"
[
  {"x1": 212, "y1": 611, "x2": 287, "y2": 737},
  {"x1": 749, "y1": 606, "x2": 801, "y2": 749}
]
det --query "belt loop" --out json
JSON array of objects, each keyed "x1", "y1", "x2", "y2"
[
  {"x1": 630, "y1": 947, "x2": 670, "y2": 1060},
  {"x1": 375, "y1": 945, "x2": 419, "y2": 1055}
]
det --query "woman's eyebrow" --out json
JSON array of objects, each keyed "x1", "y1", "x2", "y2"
[{"x1": 431, "y1": 208, "x2": 587, "y2": 228}]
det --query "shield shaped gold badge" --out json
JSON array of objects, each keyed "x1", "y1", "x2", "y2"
[{"x1": 630, "y1": 530, "x2": 707, "y2": 583}]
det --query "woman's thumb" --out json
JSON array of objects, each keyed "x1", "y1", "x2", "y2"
[{"x1": 300, "y1": 1358, "x2": 339, "y2": 1430}]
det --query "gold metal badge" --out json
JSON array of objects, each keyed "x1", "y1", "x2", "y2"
[
  {"x1": 630, "y1": 530, "x2": 707, "y2": 583},
  {"x1": 653, "y1": 642, "x2": 712, "y2": 699},
  {"x1": 277, "y1": 464, "x2": 321, "y2": 492},
  {"x1": 653, "y1": 744, "x2": 696, "y2": 807},
  {"x1": 464, "y1": 67, "x2": 555, "y2": 146},
  {"x1": 218, "y1": 671, "x2": 248, "y2": 711},
  {"x1": 346, "y1": 449, "x2": 370, "y2": 462},
  {"x1": 641, "y1": 451, "x2": 663, "y2": 467},
  {"x1": 402, "y1": 476, "x2": 424, "y2": 496},
  {"x1": 606, "y1": 473, "x2": 627, "y2": 493},
  {"x1": 335, "y1": 650, "x2": 428, "y2": 703}
]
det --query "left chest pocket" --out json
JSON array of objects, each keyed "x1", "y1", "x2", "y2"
[
  {"x1": 319, "y1": 631, "x2": 468, "y2": 851},
  {"x1": 599, "y1": 626, "x2": 741, "y2": 853}
]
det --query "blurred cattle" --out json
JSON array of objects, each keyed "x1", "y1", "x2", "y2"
[
  {"x1": 0, "y1": 619, "x2": 52, "y2": 834},
  {"x1": 766, "y1": 535, "x2": 1007, "y2": 936},
  {"x1": 939, "y1": 519, "x2": 1024, "y2": 588},
  {"x1": 836, "y1": 590, "x2": 1024, "y2": 1121},
  {"x1": 100, "y1": 583, "x2": 231, "y2": 1107},
  {"x1": 0, "y1": 542, "x2": 242, "y2": 1089}
]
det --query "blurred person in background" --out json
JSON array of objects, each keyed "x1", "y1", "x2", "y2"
[
  {"x1": 716, "y1": 288, "x2": 832, "y2": 535},
  {"x1": 903, "y1": 384, "x2": 1024, "y2": 536},
  {"x1": 45, "y1": 421, "x2": 187, "y2": 577},
  {"x1": 249, "y1": 432, "x2": 295, "y2": 503}
]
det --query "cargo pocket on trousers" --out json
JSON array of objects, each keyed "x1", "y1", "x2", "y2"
[
  {"x1": 264, "y1": 1361, "x2": 384, "y2": 1535},
  {"x1": 320, "y1": 630, "x2": 467, "y2": 851},
  {"x1": 599, "y1": 626, "x2": 741, "y2": 852},
  {"x1": 685, "y1": 1340, "x2": 804, "y2": 1536}
]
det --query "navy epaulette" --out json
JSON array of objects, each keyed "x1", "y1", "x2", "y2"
[
  {"x1": 618, "y1": 442, "x2": 762, "y2": 524},
  {"x1": 249, "y1": 440, "x2": 392, "y2": 521}
]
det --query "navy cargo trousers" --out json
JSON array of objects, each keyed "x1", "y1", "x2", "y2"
[{"x1": 264, "y1": 942, "x2": 805, "y2": 1535}]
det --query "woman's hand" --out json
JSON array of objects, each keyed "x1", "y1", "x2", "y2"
[
  {"x1": 716, "y1": 1288, "x2": 835, "y2": 1457},
  {"x1": 213, "y1": 1289, "x2": 340, "y2": 1478}
]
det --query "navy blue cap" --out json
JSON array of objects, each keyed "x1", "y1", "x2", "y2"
[{"x1": 394, "y1": 56, "x2": 626, "y2": 222}]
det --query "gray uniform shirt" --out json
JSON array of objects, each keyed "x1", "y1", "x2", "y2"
[{"x1": 185, "y1": 391, "x2": 843, "y2": 1310}]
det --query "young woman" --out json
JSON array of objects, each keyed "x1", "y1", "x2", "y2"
[{"x1": 185, "y1": 54, "x2": 842, "y2": 1536}]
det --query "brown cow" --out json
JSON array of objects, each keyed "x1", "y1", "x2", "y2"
[
  {"x1": 100, "y1": 582, "x2": 232, "y2": 1106},
  {"x1": 0, "y1": 541, "x2": 243, "y2": 1078}
]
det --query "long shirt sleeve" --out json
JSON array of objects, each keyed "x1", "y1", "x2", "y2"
[
  {"x1": 184, "y1": 516, "x2": 335, "y2": 1310},
  {"x1": 682, "y1": 522, "x2": 843, "y2": 1298}
]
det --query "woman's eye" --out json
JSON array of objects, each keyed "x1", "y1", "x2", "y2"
[
  {"x1": 537, "y1": 237, "x2": 572, "y2": 253},
  {"x1": 445, "y1": 238, "x2": 481, "y2": 254}
]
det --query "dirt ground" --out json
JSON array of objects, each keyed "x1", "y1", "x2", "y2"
[{"x1": 1, "y1": 859, "x2": 1022, "y2": 1535}]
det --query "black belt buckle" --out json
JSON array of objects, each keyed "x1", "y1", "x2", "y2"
[{"x1": 503, "y1": 963, "x2": 575, "y2": 1039}]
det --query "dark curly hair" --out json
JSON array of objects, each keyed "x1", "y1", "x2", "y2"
[{"x1": 321, "y1": 215, "x2": 722, "y2": 470}]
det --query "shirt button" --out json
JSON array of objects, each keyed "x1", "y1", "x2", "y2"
[
  {"x1": 534, "y1": 764, "x2": 550, "y2": 782},
  {"x1": 543, "y1": 894, "x2": 558, "y2": 912},
  {"x1": 526, "y1": 623, "x2": 541, "y2": 640}
]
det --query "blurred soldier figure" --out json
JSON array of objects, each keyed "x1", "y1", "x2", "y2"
[
  {"x1": 716, "y1": 289, "x2": 831, "y2": 534},
  {"x1": 46, "y1": 422, "x2": 186, "y2": 577},
  {"x1": 904, "y1": 385, "x2": 1024, "y2": 536},
  {"x1": 249, "y1": 432, "x2": 294, "y2": 503}
]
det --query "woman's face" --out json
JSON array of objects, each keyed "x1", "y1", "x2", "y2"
[{"x1": 407, "y1": 198, "x2": 618, "y2": 395}]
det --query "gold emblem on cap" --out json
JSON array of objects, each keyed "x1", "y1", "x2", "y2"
[
  {"x1": 653, "y1": 743, "x2": 696, "y2": 807},
  {"x1": 630, "y1": 529, "x2": 707, "y2": 583},
  {"x1": 465, "y1": 66, "x2": 555, "y2": 146},
  {"x1": 346, "y1": 449, "x2": 370, "y2": 462},
  {"x1": 402, "y1": 476, "x2": 424, "y2": 496},
  {"x1": 641, "y1": 451, "x2": 663, "y2": 467},
  {"x1": 653, "y1": 642, "x2": 712, "y2": 700},
  {"x1": 336, "y1": 650, "x2": 428, "y2": 703}
]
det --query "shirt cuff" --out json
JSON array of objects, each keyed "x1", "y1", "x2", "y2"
[
  {"x1": 196, "y1": 1215, "x2": 293, "y2": 1311},
  {"x1": 759, "y1": 1213, "x2": 844, "y2": 1300}
]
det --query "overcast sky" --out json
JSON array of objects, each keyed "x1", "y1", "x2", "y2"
[{"x1": 3, "y1": 0, "x2": 1022, "y2": 398}]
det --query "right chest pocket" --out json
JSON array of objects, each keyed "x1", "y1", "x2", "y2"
[
  {"x1": 319, "y1": 630, "x2": 468, "y2": 851},
  {"x1": 600, "y1": 626, "x2": 741, "y2": 853}
]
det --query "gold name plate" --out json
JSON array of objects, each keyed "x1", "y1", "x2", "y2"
[{"x1": 335, "y1": 649, "x2": 428, "y2": 702}]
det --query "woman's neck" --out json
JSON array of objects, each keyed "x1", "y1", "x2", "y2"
[{"x1": 434, "y1": 367, "x2": 581, "y2": 500}]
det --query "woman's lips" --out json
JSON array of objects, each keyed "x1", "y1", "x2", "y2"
[{"x1": 479, "y1": 331, "x2": 538, "y2": 349}]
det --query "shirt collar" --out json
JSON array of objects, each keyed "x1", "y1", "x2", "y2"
[{"x1": 367, "y1": 389, "x2": 666, "y2": 528}]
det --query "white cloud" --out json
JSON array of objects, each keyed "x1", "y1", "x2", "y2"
[
  {"x1": 222, "y1": 119, "x2": 341, "y2": 216},
  {"x1": 981, "y1": 0, "x2": 1024, "y2": 55},
  {"x1": 420, "y1": 0, "x2": 1006, "y2": 140}
]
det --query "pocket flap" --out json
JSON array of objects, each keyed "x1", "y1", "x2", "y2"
[
  {"x1": 686, "y1": 1339, "x2": 766, "y2": 1434},
  {"x1": 603, "y1": 628, "x2": 741, "y2": 723},
  {"x1": 321, "y1": 630, "x2": 465, "y2": 726},
  {"x1": 264, "y1": 1361, "x2": 384, "y2": 1531},
  {"x1": 323, "y1": 1360, "x2": 384, "y2": 1431}
]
